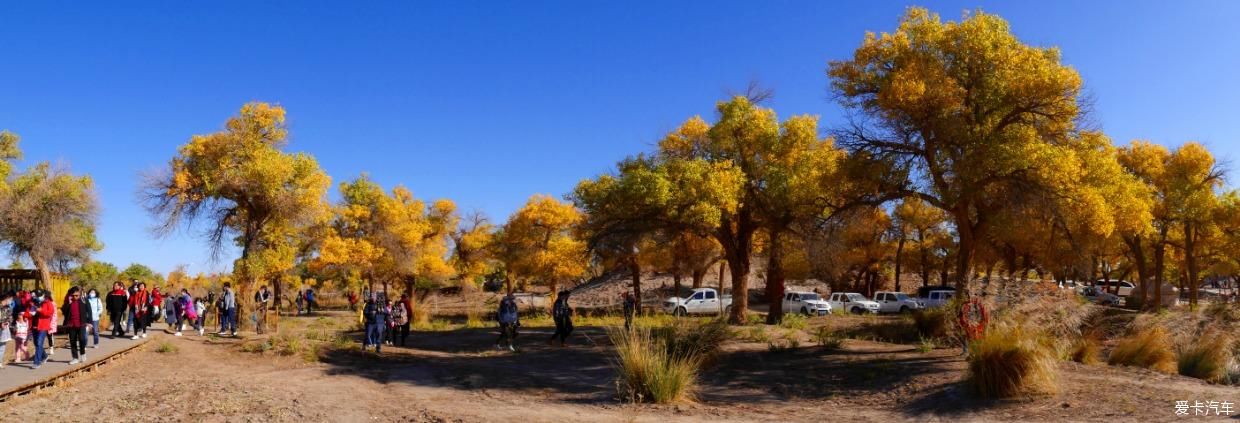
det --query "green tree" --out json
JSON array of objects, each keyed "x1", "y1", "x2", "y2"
[
  {"x1": 71, "y1": 261, "x2": 120, "y2": 292},
  {"x1": 829, "y1": 8, "x2": 1086, "y2": 291},
  {"x1": 119, "y1": 263, "x2": 164, "y2": 284},
  {"x1": 0, "y1": 131, "x2": 101, "y2": 288},
  {"x1": 144, "y1": 102, "x2": 331, "y2": 312}
]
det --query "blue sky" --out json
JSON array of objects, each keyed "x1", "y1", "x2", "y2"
[{"x1": 1, "y1": 1, "x2": 1237, "y2": 275}]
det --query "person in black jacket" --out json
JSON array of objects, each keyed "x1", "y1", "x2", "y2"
[
  {"x1": 547, "y1": 291, "x2": 574, "y2": 347},
  {"x1": 105, "y1": 282, "x2": 128, "y2": 337},
  {"x1": 61, "y1": 287, "x2": 92, "y2": 365}
]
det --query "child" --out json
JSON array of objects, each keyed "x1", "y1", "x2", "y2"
[
  {"x1": 0, "y1": 294, "x2": 12, "y2": 368},
  {"x1": 12, "y1": 312, "x2": 29, "y2": 365},
  {"x1": 194, "y1": 298, "x2": 207, "y2": 336}
]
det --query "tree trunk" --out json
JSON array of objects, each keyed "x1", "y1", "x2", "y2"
[
  {"x1": 1125, "y1": 236, "x2": 1150, "y2": 311},
  {"x1": 1153, "y1": 224, "x2": 1168, "y2": 312},
  {"x1": 629, "y1": 255, "x2": 643, "y2": 316},
  {"x1": 894, "y1": 236, "x2": 905, "y2": 293},
  {"x1": 673, "y1": 273, "x2": 682, "y2": 301},
  {"x1": 32, "y1": 255, "x2": 53, "y2": 291},
  {"x1": 1185, "y1": 221, "x2": 1199, "y2": 310},
  {"x1": 765, "y1": 227, "x2": 786, "y2": 325},
  {"x1": 918, "y1": 232, "x2": 930, "y2": 288},
  {"x1": 691, "y1": 268, "x2": 706, "y2": 289}
]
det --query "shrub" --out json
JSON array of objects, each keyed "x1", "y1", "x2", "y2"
[
  {"x1": 608, "y1": 327, "x2": 701, "y2": 404},
  {"x1": 1069, "y1": 336, "x2": 1101, "y2": 365},
  {"x1": 813, "y1": 326, "x2": 843, "y2": 350},
  {"x1": 912, "y1": 308, "x2": 950, "y2": 339},
  {"x1": 1177, "y1": 336, "x2": 1235, "y2": 383},
  {"x1": 745, "y1": 313, "x2": 765, "y2": 326},
  {"x1": 411, "y1": 302, "x2": 431, "y2": 327},
  {"x1": 653, "y1": 320, "x2": 729, "y2": 362},
  {"x1": 240, "y1": 340, "x2": 273, "y2": 353},
  {"x1": 966, "y1": 324, "x2": 1058, "y2": 399},
  {"x1": 465, "y1": 309, "x2": 486, "y2": 329},
  {"x1": 741, "y1": 326, "x2": 770, "y2": 343},
  {"x1": 917, "y1": 337, "x2": 936, "y2": 353},
  {"x1": 155, "y1": 341, "x2": 178, "y2": 354},
  {"x1": 779, "y1": 313, "x2": 808, "y2": 330},
  {"x1": 1108, "y1": 327, "x2": 1176, "y2": 374}
]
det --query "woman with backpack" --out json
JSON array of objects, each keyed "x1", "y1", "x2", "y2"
[
  {"x1": 389, "y1": 296, "x2": 409, "y2": 347},
  {"x1": 361, "y1": 297, "x2": 389, "y2": 353},
  {"x1": 547, "y1": 291, "x2": 574, "y2": 347},
  {"x1": 495, "y1": 294, "x2": 520, "y2": 351}
]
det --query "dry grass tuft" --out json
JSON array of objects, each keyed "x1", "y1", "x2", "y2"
[
  {"x1": 1177, "y1": 335, "x2": 1235, "y2": 384},
  {"x1": 608, "y1": 326, "x2": 702, "y2": 404},
  {"x1": 1108, "y1": 326, "x2": 1177, "y2": 374},
  {"x1": 966, "y1": 324, "x2": 1058, "y2": 399}
]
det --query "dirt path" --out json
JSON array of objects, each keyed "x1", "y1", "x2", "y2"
[{"x1": 0, "y1": 313, "x2": 1235, "y2": 422}]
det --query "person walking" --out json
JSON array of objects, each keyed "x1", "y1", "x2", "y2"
[
  {"x1": 0, "y1": 292, "x2": 12, "y2": 368},
  {"x1": 254, "y1": 285, "x2": 271, "y2": 334},
  {"x1": 106, "y1": 282, "x2": 128, "y2": 338},
  {"x1": 193, "y1": 297, "x2": 207, "y2": 336},
  {"x1": 622, "y1": 292, "x2": 637, "y2": 331},
  {"x1": 61, "y1": 287, "x2": 92, "y2": 365},
  {"x1": 495, "y1": 293, "x2": 520, "y2": 351},
  {"x1": 85, "y1": 288, "x2": 103, "y2": 348},
  {"x1": 219, "y1": 283, "x2": 237, "y2": 337},
  {"x1": 176, "y1": 289, "x2": 194, "y2": 336},
  {"x1": 125, "y1": 281, "x2": 137, "y2": 335},
  {"x1": 389, "y1": 295, "x2": 409, "y2": 346},
  {"x1": 295, "y1": 290, "x2": 304, "y2": 316},
  {"x1": 129, "y1": 283, "x2": 150, "y2": 339},
  {"x1": 361, "y1": 297, "x2": 389, "y2": 353},
  {"x1": 548, "y1": 291, "x2": 574, "y2": 347},
  {"x1": 12, "y1": 311, "x2": 30, "y2": 365},
  {"x1": 304, "y1": 288, "x2": 316, "y2": 315},
  {"x1": 30, "y1": 290, "x2": 55, "y2": 368}
]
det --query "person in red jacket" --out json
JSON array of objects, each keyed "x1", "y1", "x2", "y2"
[
  {"x1": 30, "y1": 290, "x2": 56, "y2": 368},
  {"x1": 150, "y1": 287, "x2": 163, "y2": 327},
  {"x1": 129, "y1": 283, "x2": 150, "y2": 340}
]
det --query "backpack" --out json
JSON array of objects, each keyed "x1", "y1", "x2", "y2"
[{"x1": 363, "y1": 303, "x2": 377, "y2": 323}]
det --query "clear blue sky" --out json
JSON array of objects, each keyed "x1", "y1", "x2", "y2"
[{"x1": 1, "y1": 1, "x2": 1237, "y2": 276}]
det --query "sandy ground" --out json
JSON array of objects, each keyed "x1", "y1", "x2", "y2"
[{"x1": 1, "y1": 312, "x2": 1237, "y2": 422}]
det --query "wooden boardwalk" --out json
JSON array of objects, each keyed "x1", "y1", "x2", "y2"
[{"x1": 0, "y1": 324, "x2": 161, "y2": 402}]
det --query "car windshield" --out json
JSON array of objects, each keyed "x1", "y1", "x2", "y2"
[
  {"x1": 800, "y1": 293, "x2": 820, "y2": 300},
  {"x1": 846, "y1": 293, "x2": 866, "y2": 301},
  {"x1": 893, "y1": 293, "x2": 910, "y2": 301}
]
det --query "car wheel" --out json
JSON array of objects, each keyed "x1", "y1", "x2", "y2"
[
  {"x1": 724, "y1": 305, "x2": 733, "y2": 316},
  {"x1": 800, "y1": 307, "x2": 810, "y2": 316},
  {"x1": 851, "y1": 306, "x2": 864, "y2": 315},
  {"x1": 899, "y1": 306, "x2": 910, "y2": 314},
  {"x1": 673, "y1": 307, "x2": 686, "y2": 317}
]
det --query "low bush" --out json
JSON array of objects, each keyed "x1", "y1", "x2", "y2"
[
  {"x1": 1177, "y1": 336, "x2": 1235, "y2": 384},
  {"x1": 155, "y1": 340, "x2": 178, "y2": 354},
  {"x1": 739, "y1": 326, "x2": 770, "y2": 343},
  {"x1": 1108, "y1": 326, "x2": 1177, "y2": 374},
  {"x1": 745, "y1": 313, "x2": 765, "y2": 326},
  {"x1": 653, "y1": 320, "x2": 729, "y2": 362},
  {"x1": 1069, "y1": 336, "x2": 1101, "y2": 365},
  {"x1": 912, "y1": 308, "x2": 950, "y2": 339},
  {"x1": 813, "y1": 326, "x2": 843, "y2": 350},
  {"x1": 609, "y1": 326, "x2": 701, "y2": 404},
  {"x1": 779, "y1": 313, "x2": 808, "y2": 330},
  {"x1": 917, "y1": 337, "x2": 936, "y2": 353},
  {"x1": 966, "y1": 324, "x2": 1058, "y2": 399},
  {"x1": 465, "y1": 309, "x2": 487, "y2": 329}
]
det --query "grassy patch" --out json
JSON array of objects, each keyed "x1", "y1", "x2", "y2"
[
  {"x1": 154, "y1": 340, "x2": 178, "y2": 354},
  {"x1": 917, "y1": 336, "x2": 936, "y2": 353},
  {"x1": 812, "y1": 326, "x2": 843, "y2": 350},
  {"x1": 609, "y1": 327, "x2": 701, "y2": 404},
  {"x1": 967, "y1": 324, "x2": 1058, "y2": 399},
  {"x1": 912, "y1": 308, "x2": 950, "y2": 339},
  {"x1": 1177, "y1": 336, "x2": 1234, "y2": 383},
  {"x1": 1108, "y1": 326, "x2": 1176, "y2": 374},
  {"x1": 779, "y1": 313, "x2": 808, "y2": 330}
]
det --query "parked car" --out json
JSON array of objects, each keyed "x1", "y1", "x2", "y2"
[
  {"x1": 922, "y1": 290, "x2": 956, "y2": 308},
  {"x1": 1081, "y1": 286, "x2": 1122, "y2": 306},
  {"x1": 1093, "y1": 280, "x2": 1136, "y2": 297},
  {"x1": 827, "y1": 292, "x2": 880, "y2": 314},
  {"x1": 664, "y1": 288, "x2": 732, "y2": 316},
  {"x1": 782, "y1": 291, "x2": 832, "y2": 316},
  {"x1": 872, "y1": 291, "x2": 922, "y2": 314}
]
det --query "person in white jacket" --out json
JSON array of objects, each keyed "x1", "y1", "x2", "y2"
[{"x1": 85, "y1": 288, "x2": 104, "y2": 348}]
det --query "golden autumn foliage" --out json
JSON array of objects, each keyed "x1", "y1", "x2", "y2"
[{"x1": 496, "y1": 194, "x2": 587, "y2": 295}]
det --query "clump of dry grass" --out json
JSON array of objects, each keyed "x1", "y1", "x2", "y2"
[
  {"x1": 608, "y1": 326, "x2": 702, "y2": 404},
  {"x1": 1177, "y1": 335, "x2": 1235, "y2": 384},
  {"x1": 912, "y1": 308, "x2": 950, "y2": 340},
  {"x1": 1108, "y1": 326, "x2": 1176, "y2": 374},
  {"x1": 1069, "y1": 336, "x2": 1101, "y2": 365},
  {"x1": 966, "y1": 324, "x2": 1058, "y2": 399}
]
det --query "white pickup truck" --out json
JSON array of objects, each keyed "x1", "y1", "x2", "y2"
[
  {"x1": 872, "y1": 291, "x2": 922, "y2": 314},
  {"x1": 827, "y1": 292, "x2": 880, "y2": 314},
  {"x1": 664, "y1": 288, "x2": 733, "y2": 316},
  {"x1": 782, "y1": 291, "x2": 833, "y2": 316}
]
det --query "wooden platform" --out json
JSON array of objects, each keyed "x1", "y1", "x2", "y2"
[{"x1": 0, "y1": 325, "x2": 160, "y2": 402}]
